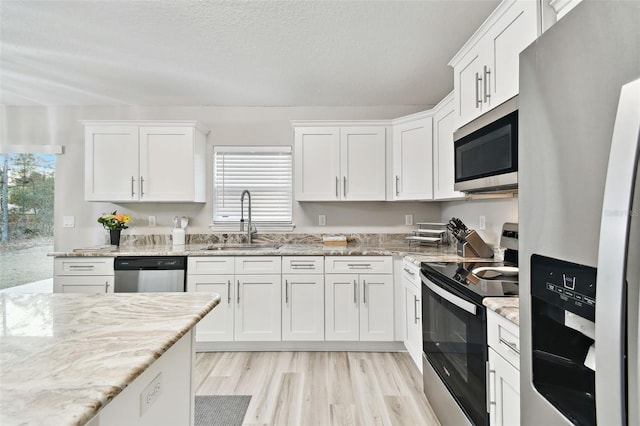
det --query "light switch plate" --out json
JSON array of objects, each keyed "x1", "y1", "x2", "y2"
[
  {"x1": 63, "y1": 216, "x2": 75, "y2": 228},
  {"x1": 318, "y1": 215, "x2": 326, "y2": 226},
  {"x1": 148, "y1": 216, "x2": 157, "y2": 227},
  {"x1": 479, "y1": 216, "x2": 486, "y2": 230},
  {"x1": 405, "y1": 214, "x2": 413, "y2": 226}
]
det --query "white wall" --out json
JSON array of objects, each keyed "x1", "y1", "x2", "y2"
[
  {"x1": 1, "y1": 105, "x2": 443, "y2": 251},
  {"x1": 441, "y1": 197, "x2": 518, "y2": 246}
]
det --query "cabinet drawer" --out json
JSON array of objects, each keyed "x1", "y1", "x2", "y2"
[
  {"x1": 401, "y1": 259, "x2": 420, "y2": 288},
  {"x1": 282, "y1": 256, "x2": 324, "y2": 274},
  {"x1": 188, "y1": 257, "x2": 234, "y2": 275},
  {"x1": 325, "y1": 256, "x2": 392, "y2": 274},
  {"x1": 235, "y1": 256, "x2": 282, "y2": 274},
  {"x1": 487, "y1": 309, "x2": 520, "y2": 369},
  {"x1": 54, "y1": 276, "x2": 114, "y2": 293},
  {"x1": 54, "y1": 257, "x2": 114, "y2": 276}
]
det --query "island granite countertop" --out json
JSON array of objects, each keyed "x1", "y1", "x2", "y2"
[{"x1": 0, "y1": 292, "x2": 220, "y2": 426}]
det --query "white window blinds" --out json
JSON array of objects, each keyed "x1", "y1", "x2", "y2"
[{"x1": 213, "y1": 146, "x2": 292, "y2": 224}]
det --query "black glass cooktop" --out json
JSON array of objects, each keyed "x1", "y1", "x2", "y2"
[{"x1": 421, "y1": 261, "x2": 519, "y2": 305}]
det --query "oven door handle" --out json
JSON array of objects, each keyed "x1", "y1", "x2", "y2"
[{"x1": 422, "y1": 272, "x2": 477, "y2": 315}]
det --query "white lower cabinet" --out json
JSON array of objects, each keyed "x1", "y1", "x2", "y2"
[
  {"x1": 325, "y1": 256, "x2": 394, "y2": 341},
  {"x1": 282, "y1": 256, "x2": 325, "y2": 341},
  {"x1": 401, "y1": 259, "x2": 423, "y2": 372},
  {"x1": 487, "y1": 309, "x2": 520, "y2": 426},
  {"x1": 187, "y1": 256, "x2": 281, "y2": 342},
  {"x1": 53, "y1": 257, "x2": 114, "y2": 293}
]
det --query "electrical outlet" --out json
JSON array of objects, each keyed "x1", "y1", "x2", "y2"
[
  {"x1": 479, "y1": 215, "x2": 486, "y2": 230},
  {"x1": 148, "y1": 215, "x2": 157, "y2": 227},
  {"x1": 140, "y1": 373, "x2": 162, "y2": 416},
  {"x1": 318, "y1": 214, "x2": 326, "y2": 226},
  {"x1": 405, "y1": 214, "x2": 413, "y2": 226},
  {"x1": 63, "y1": 216, "x2": 75, "y2": 228}
]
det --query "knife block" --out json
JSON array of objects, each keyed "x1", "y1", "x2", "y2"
[{"x1": 457, "y1": 230, "x2": 494, "y2": 258}]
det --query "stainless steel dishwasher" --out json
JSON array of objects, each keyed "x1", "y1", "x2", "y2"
[{"x1": 114, "y1": 256, "x2": 186, "y2": 292}]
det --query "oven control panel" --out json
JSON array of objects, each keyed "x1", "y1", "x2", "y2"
[{"x1": 531, "y1": 254, "x2": 596, "y2": 322}]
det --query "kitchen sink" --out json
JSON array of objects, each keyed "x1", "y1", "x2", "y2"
[{"x1": 201, "y1": 244, "x2": 281, "y2": 251}]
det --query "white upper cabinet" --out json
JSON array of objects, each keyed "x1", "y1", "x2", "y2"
[
  {"x1": 84, "y1": 121, "x2": 208, "y2": 202},
  {"x1": 391, "y1": 113, "x2": 433, "y2": 200},
  {"x1": 449, "y1": 0, "x2": 538, "y2": 128},
  {"x1": 432, "y1": 93, "x2": 465, "y2": 200},
  {"x1": 293, "y1": 123, "x2": 387, "y2": 201}
]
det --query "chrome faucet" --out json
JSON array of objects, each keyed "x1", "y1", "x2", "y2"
[{"x1": 240, "y1": 190, "x2": 254, "y2": 244}]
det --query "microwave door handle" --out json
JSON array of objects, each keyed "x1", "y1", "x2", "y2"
[{"x1": 423, "y1": 274, "x2": 477, "y2": 315}]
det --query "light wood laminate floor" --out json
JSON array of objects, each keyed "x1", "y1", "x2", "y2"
[{"x1": 195, "y1": 351, "x2": 441, "y2": 426}]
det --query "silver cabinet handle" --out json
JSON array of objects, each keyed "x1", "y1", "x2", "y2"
[
  {"x1": 291, "y1": 264, "x2": 315, "y2": 269},
  {"x1": 475, "y1": 72, "x2": 482, "y2": 108},
  {"x1": 353, "y1": 280, "x2": 357, "y2": 304},
  {"x1": 285, "y1": 279, "x2": 289, "y2": 304},
  {"x1": 335, "y1": 176, "x2": 339, "y2": 198},
  {"x1": 363, "y1": 280, "x2": 367, "y2": 304},
  {"x1": 237, "y1": 280, "x2": 240, "y2": 304},
  {"x1": 131, "y1": 176, "x2": 136, "y2": 198},
  {"x1": 105, "y1": 281, "x2": 110, "y2": 293},
  {"x1": 348, "y1": 263, "x2": 372, "y2": 269},
  {"x1": 69, "y1": 265, "x2": 94, "y2": 270},
  {"x1": 395, "y1": 175, "x2": 400, "y2": 196},
  {"x1": 343, "y1": 176, "x2": 347, "y2": 198},
  {"x1": 414, "y1": 295, "x2": 420, "y2": 324},
  {"x1": 483, "y1": 65, "x2": 491, "y2": 103},
  {"x1": 403, "y1": 267, "x2": 415, "y2": 276},
  {"x1": 140, "y1": 176, "x2": 145, "y2": 198},
  {"x1": 499, "y1": 336, "x2": 520, "y2": 354},
  {"x1": 486, "y1": 361, "x2": 496, "y2": 413},
  {"x1": 227, "y1": 280, "x2": 231, "y2": 304}
]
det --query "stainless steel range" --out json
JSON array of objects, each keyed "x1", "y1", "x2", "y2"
[{"x1": 420, "y1": 223, "x2": 519, "y2": 425}]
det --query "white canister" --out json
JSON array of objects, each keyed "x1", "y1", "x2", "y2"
[{"x1": 171, "y1": 228, "x2": 185, "y2": 246}]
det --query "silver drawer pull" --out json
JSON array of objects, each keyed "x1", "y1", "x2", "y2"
[
  {"x1": 403, "y1": 267, "x2": 415, "y2": 275},
  {"x1": 69, "y1": 265, "x2": 94, "y2": 270},
  {"x1": 499, "y1": 336, "x2": 520, "y2": 354},
  {"x1": 348, "y1": 263, "x2": 372, "y2": 269},
  {"x1": 291, "y1": 264, "x2": 315, "y2": 269}
]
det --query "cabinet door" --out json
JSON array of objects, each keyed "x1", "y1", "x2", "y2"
[
  {"x1": 294, "y1": 127, "x2": 341, "y2": 201},
  {"x1": 282, "y1": 274, "x2": 325, "y2": 341},
  {"x1": 234, "y1": 275, "x2": 281, "y2": 341},
  {"x1": 325, "y1": 274, "x2": 360, "y2": 341},
  {"x1": 489, "y1": 347, "x2": 520, "y2": 426},
  {"x1": 454, "y1": 50, "x2": 487, "y2": 127},
  {"x1": 139, "y1": 126, "x2": 196, "y2": 201},
  {"x1": 359, "y1": 274, "x2": 394, "y2": 341},
  {"x1": 403, "y1": 278, "x2": 423, "y2": 372},
  {"x1": 85, "y1": 126, "x2": 139, "y2": 201},
  {"x1": 340, "y1": 127, "x2": 386, "y2": 201},
  {"x1": 186, "y1": 274, "x2": 234, "y2": 342},
  {"x1": 392, "y1": 117, "x2": 433, "y2": 200},
  {"x1": 433, "y1": 96, "x2": 465, "y2": 200},
  {"x1": 488, "y1": 0, "x2": 538, "y2": 107},
  {"x1": 54, "y1": 276, "x2": 114, "y2": 293}
]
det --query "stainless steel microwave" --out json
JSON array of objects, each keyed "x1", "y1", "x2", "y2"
[{"x1": 453, "y1": 96, "x2": 518, "y2": 193}]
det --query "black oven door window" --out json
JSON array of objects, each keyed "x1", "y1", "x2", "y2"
[{"x1": 423, "y1": 280, "x2": 487, "y2": 426}]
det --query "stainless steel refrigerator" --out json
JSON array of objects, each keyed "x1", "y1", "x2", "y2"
[{"x1": 519, "y1": 2, "x2": 640, "y2": 425}]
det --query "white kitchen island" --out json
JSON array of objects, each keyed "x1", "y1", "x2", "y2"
[{"x1": 0, "y1": 292, "x2": 219, "y2": 426}]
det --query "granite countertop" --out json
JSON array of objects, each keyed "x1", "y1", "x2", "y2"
[
  {"x1": 0, "y1": 292, "x2": 220, "y2": 426},
  {"x1": 483, "y1": 297, "x2": 519, "y2": 325},
  {"x1": 49, "y1": 242, "x2": 494, "y2": 266}
]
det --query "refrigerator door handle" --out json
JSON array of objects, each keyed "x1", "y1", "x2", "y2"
[{"x1": 595, "y1": 78, "x2": 640, "y2": 426}]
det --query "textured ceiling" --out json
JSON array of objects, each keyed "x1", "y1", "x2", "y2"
[{"x1": 0, "y1": 0, "x2": 499, "y2": 107}]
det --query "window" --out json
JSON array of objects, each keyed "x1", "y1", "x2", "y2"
[{"x1": 213, "y1": 146, "x2": 292, "y2": 228}]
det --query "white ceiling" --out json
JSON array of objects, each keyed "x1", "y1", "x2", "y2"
[{"x1": 0, "y1": 0, "x2": 500, "y2": 107}]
